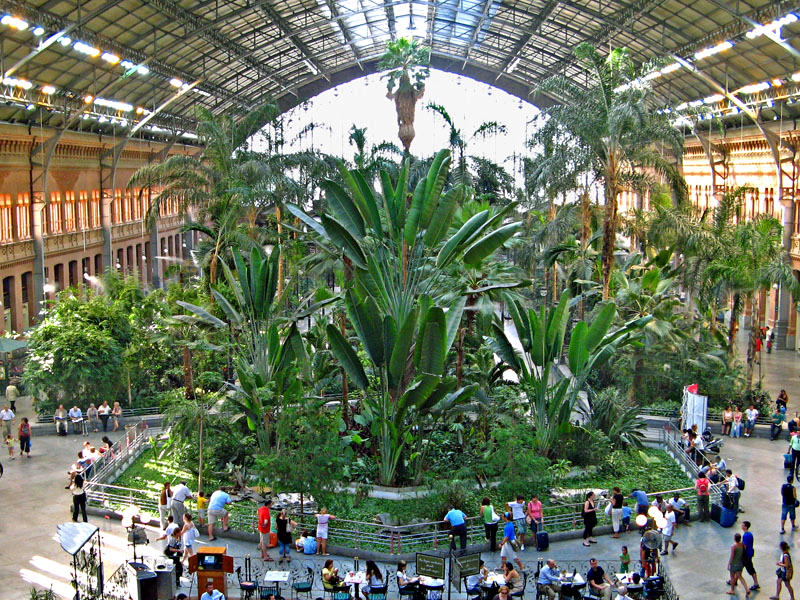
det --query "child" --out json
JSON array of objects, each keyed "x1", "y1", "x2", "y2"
[
  {"x1": 622, "y1": 502, "x2": 632, "y2": 532},
  {"x1": 196, "y1": 490, "x2": 207, "y2": 526},
  {"x1": 5, "y1": 433, "x2": 14, "y2": 459},
  {"x1": 620, "y1": 545, "x2": 631, "y2": 573}
]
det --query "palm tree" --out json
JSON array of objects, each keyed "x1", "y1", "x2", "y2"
[
  {"x1": 347, "y1": 125, "x2": 403, "y2": 182},
  {"x1": 532, "y1": 44, "x2": 686, "y2": 299},
  {"x1": 379, "y1": 37, "x2": 430, "y2": 153}
]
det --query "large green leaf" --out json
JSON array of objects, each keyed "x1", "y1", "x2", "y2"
[
  {"x1": 415, "y1": 306, "x2": 446, "y2": 375},
  {"x1": 320, "y1": 214, "x2": 367, "y2": 269},
  {"x1": 396, "y1": 374, "x2": 440, "y2": 423},
  {"x1": 326, "y1": 324, "x2": 369, "y2": 390},
  {"x1": 211, "y1": 289, "x2": 243, "y2": 326},
  {"x1": 284, "y1": 203, "x2": 328, "y2": 240},
  {"x1": 352, "y1": 170, "x2": 383, "y2": 237},
  {"x1": 264, "y1": 246, "x2": 280, "y2": 310},
  {"x1": 345, "y1": 289, "x2": 385, "y2": 366},
  {"x1": 568, "y1": 321, "x2": 589, "y2": 374},
  {"x1": 545, "y1": 290, "x2": 570, "y2": 361},
  {"x1": 462, "y1": 221, "x2": 521, "y2": 265},
  {"x1": 585, "y1": 302, "x2": 617, "y2": 351},
  {"x1": 436, "y1": 210, "x2": 489, "y2": 268},
  {"x1": 322, "y1": 180, "x2": 365, "y2": 239},
  {"x1": 389, "y1": 308, "x2": 418, "y2": 386},
  {"x1": 175, "y1": 302, "x2": 226, "y2": 328},
  {"x1": 529, "y1": 307, "x2": 545, "y2": 367},
  {"x1": 490, "y1": 322, "x2": 521, "y2": 371},
  {"x1": 403, "y1": 179, "x2": 427, "y2": 245},
  {"x1": 444, "y1": 295, "x2": 467, "y2": 352},
  {"x1": 419, "y1": 156, "x2": 451, "y2": 229},
  {"x1": 423, "y1": 186, "x2": 460, "y2": 248}
]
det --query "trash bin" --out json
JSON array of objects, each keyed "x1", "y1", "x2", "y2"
[
  {"x1": 126, "y1": 561, "x2": 158, "y2": 600},
  {"x1": 144, "y1": 557, "x2": 176, "y2": 600}
]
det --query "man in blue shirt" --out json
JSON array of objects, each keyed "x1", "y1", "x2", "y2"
[
  {"x1": 444, "y1": 505, "x2": 468, "y2": 551},
  {"x1": 207, "y1": 487, "x2": 232, "y2": 541},
  {"x1": 200, "y1": 581, "x2": 225, "y2": 600},
  {"x1": 500, "y1": 512, "x2": 524, "y2": 570},
  {"x1": 630, "y1": 490, "x2": 649, "y2": 514},
  {"x1": 740, "y1": 521, "x2": 760, "y2": 591},
  {"x1": 536, "y1": 559, "x2": 561, "y2": 599}
]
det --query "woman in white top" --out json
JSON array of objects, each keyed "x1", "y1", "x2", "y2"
[
  {"x1": 396, "y1": 560, "x2": 418, "y2": 590},
  {"x1": 181, "y1": 513, "x2": 198, "y2": 562},
  {"x1": 111, "y1": 402, "x2": 123, "y2": 432},
  {"x1": 315, "y1": 507, "x2": 336, "y2": 556}
]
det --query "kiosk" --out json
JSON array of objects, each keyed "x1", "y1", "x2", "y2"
[{"x1": 189, "y1": 546, "x2": 233, "y2": 597}]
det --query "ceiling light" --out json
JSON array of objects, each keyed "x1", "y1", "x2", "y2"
[
  {"x1": 57, "y1": 36, "x2": 71, "y2": 46},
  {"x1": 193, "y1": 88, "x2": 211, "y2": 97},
  {"x1": 303, "y1": 59, "x2": 320, "y2": 75},
  {"x1": 1, "y1": 15, "x2": 29, "y2": 30},
  {"x1": 746, "y1": 12, "x2": 798, "y2": 39},
  {"x1": 121, "y1": 60, "x2": 135, "y2": 69},
  {"x1": 704, "y1": 94, "x2": 724, "y2": 103},
  {"x1": 84, "y1": 94, "x2": 94, "y2": 103},
  {"x1": 676, "y1": 102, "x2": 688, "y2": 110},
  {"x1": 101, "y1": 52, "x2": 120, "y2": 65},
  {"x1": 135, "y1": 106, "x2": 144, "y2": 114},
  {"x1": 689, "y1": 99, "x2": 703, "y2": 107},
  {"x1": 694, "y1": 40, "x2": 733, "y2": 60},
  {"x1": 737, "y1": 81, "x2": 770, "y2": 94},
  {"x1": 507, "y1": 57, "x2": 521, "y2": 74},
  {"x1": 74, "y1": 41, "x2": 101, "y2": 57},
  {"x1": 792, "y1": 72, "x2": 800, "y2": 82},
  {"x1": 25, "y1": 103, "x2": 34, "y2": 110},
  {"x1": 660, "y1": 63, "x2": 682, "y2": 74},
  {"x1": 137, "y1": 65, "x2": 149, "y2": 75},
  {"x1": 41, "y1": 85, "x2": 56, "y2": 95},
  {"x1": 169, "y1": 78, "x2": 183, "y2": 87},
  {"x1": 32, "y1": 26, "x2": 44, "y2": 36},
  {"x1": 643, "y1": 71, "x2": 661, "y2": 81}
]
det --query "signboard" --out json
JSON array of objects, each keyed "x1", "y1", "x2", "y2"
[
  {"x1": 416, "y1": 553, "x2": 445, "y2": 579},
  {"x1": 681, "y1": 385, "x2": 708, "y2": 433},
  {"x1": 455, "y1": 553, "x2": 481, "y2": 577},
  {"x1": 449, "y1": 559, "x2": 461, "y2": 592}
]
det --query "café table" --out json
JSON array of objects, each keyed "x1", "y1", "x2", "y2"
[
  {"x1": 419, "y1": 575, "x2": 445, "y2": 600},
  {"x1": 558, "y1": 573, "x2": 586, "y2": 600},
  {"x1": 264, "y1": 570, "x2": 291, "y2": 599},
  {"x1": 344, "y1": 570, "x2": 367, "y2": 598}
]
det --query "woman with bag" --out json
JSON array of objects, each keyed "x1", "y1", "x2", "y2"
[
  {"x1": 480, "y1": 497, "x2": 499, "y2": 552},
  {"x1": 772, "y1": 541, "x2": 795, "y2": 600},
  {"x1": 582, "y1": 491, "x2": 598, "y2": 547},
  {"x1": 18, "y1": 417, "x2": 31, "y2": 458},
  {"x1": 276, "y1": 509, "x2": 297, "y2": 563}
]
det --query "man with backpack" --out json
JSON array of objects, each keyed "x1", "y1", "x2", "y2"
[{"x1": 725, "y1": 470, "x2": 743, "y2": 513}]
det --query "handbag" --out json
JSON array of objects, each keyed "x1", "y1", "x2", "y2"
[
  {"x1": 491, "y1": 508, "x2": 501, "y2": 523},
  {"x1": 605, "y1": 503, "x2": 613, "y2": 516}
]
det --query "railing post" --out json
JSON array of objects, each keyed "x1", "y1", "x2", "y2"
[{"x1": 433, "y1": 522, "x2": 438, "y2": 549}]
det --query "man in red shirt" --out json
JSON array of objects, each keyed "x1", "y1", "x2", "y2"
[
  {"x1": 258, "y1": 499, "x2": 274, "y2": 561},
  {"x1": 696, "y1": 473, "x2": 711, "y2": 522}
]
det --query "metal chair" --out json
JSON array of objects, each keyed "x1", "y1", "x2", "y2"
[
  {"x1": 510, "y1": 573, "x2": 527, "y2": 600},
  {"x1": 237, "y1": 566, "x2": 258, "y2": 600},
  {"x1": 334, "y1": 591, "x2": 352, "y2": 600},
  {"x1": 292, "y1": 567, "x2": 314, "y2": 600},
  {"x1": 258, "y1": 585, "x2": 278, "y2": 600},
  {"x1": 464, "y1": 577, "x2": 482, "y2": 600},
  {"x1": 396, "y1": 574, "x2": 417, "y2": 600}
]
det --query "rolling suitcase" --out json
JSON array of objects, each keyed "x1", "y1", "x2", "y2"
[
  {"x1": 785, "y1": 454, "x2": 793, "y2": 470},
  {"x1": 710, "y1": 503, "x2": 722, "y2": 524},
  {"x1": 536, "y1": 530, "x2": 549, "y2": 551},
  {"x1": 719, "y1": 506, "x2": 737, "y2": 527}
]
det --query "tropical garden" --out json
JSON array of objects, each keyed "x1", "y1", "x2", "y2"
[{"x1": 18, "y1": 40, "x2": 797, "y2": 527}]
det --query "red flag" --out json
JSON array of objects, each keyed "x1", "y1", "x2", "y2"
[{"x1": 687, "y1": 383, "x2": 699, "y2": 394}]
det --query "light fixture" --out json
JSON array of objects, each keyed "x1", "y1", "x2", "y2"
[
  {"x1": 704, "y1": 94, "x2": 724, "y2": 103},
  {"x1": 773, "y1": 78, "x2": 784, "y2": 87},
  {"x1": 25, "y1": 103, "x2": 34, "y2": 110},
  {"x1": 41, "y1": 85, "x2": 56, "y2": 95},
  {"x1": 737, "y1": 81, "x2": 770, "y2": 94},
  {"x1": 84, "y1": 94, "x2": 94, "y2": 103},
  {"x1": 137, "y1": 65, "x2": 149, "y2": 75},
  {"x1": 169, "y1": 78, "x2": 183, "y2": 87},
  {"x1": 647, "y1": 506, "x2": 662, "y2": 519},
  {"x1": 746, "y1": 12, "x2": 798, "y2": 39},
  {"x1": 507, "y1": 57, "x2": 521, "y2": 74},
  {"x1": 74, "y1": 41, "x2": 101, "y2": 57},
  {"x1": 635, "y1": 514, "x2": 648, "y2": 527},
  {"x1": 660, "y1": 63, "x2": 681, "y2": 74},
  {"x1": 688, "y1": 99, "x2": 703, "y2": 107},
  {"x1": 655, "y1": 517, "x2": 668, "y2": 530},
  {"x1": 676, "y1": 102, "x2": 688, "y2": 110},
  {"x1": 3, "y1": 77, "x2": 32, "y2": 89},
  {"x1": 303, "y1": 59, "x2": 319, "y2": 75},
  {"x1": 57, "y1": 36, "x2": 71, "y2": 46},
  {"x1": 101, "y1": 52, "x2": 120, "y2": 65},
  {"x1": 1, "y1": 15, "x2": 29, "y2": 30},
  {"x1": 793, "y1": 73, "x2": 800, "y2": 82},
  {"x1": 135, "y1": 106, "x2": 144, "y2": 114},
  {"x1": 32, "y1": 26, "x2": 44, "y2": 36},
  {"x1": 694, "y1": 40, "x2": 733, "y2": 60},
  {"x1": 643, "y1": 71, "x2": 661, "y2": 82}
]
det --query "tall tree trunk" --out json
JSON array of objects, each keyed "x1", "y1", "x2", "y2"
[
  {"x1": 183, "y1": 346, "x2": 194, "y2": 399},
  {"x1": 727, "y1": 293, "x2": 742, "y2": 354},
  {"x1": 456, "y1": 326, "x2": 464, "y2": 388},
  {"x1": 340, "y1": 310, "x2": 349, "y2": 425},
  {"x1": 601, "y1": 174, "x2": 620, "y2": 300},
  {"x1": 197, "y1": 406, "x2": 204, "y2": 493},
  {"x1": 276, "y1": 203, "x2": 283, "y2": 298},
  {"x1": 746, "y1": 293, "x2": 762, "y2": 388}
]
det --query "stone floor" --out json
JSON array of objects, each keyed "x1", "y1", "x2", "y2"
[{"x1": 7, "y1": 342, "x2": 800, "y2": 599}]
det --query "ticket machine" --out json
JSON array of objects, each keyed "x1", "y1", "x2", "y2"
[{"x1": 189, "y1": 546, "x2": 233, "y2": 597}]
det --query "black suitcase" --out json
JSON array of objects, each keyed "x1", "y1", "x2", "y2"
[
  {"x1": 722, "y1": 494, "x2": 735, "y2": 510},
  {"x1": 711, "y1": 503, "x2": 722, "y2": 524},
  {"x1": 786, "y1": 454, "x2": 794, "y2": 470},
  {"x1": 536, "y1": 530, "x2": 549, "y2": 551}
]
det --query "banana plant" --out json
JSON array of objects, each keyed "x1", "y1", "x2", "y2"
[
  {"x1": 490, "y1": 290, "x2": 650, "y2": 457},
  {"x1": 287, "y1": 149, "x2": 522, "y2": 484}
]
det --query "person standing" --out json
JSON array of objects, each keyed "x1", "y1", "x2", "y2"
[
  {"x1": 181, "y1": 513, "x2": 198, "y2": 563},
  {"x1": 728, "y1": 533, "x2": 748, "y2": 597},
  {"x1": 444, "y1": 504, "x2": 468, "y2": 551},
  {"x1": 527, "y1": 493, "x2": 543, "y2": 539},
  {"x1": 725, "y1": 470, "x2": 742, "y2": 514},
  {"x1": 207, "y1": 487, "x2": 232, "y2": 541},
  {"x1": 86, "y1": 404, "x2": 99, "y2": 433},
  {"x1": 610, "y1": 487, "x2": 624, "y2": 538},
  {"x1": 258, "y1": 499, "x2": 274, "y2": 561},
  {"x1": 0, "y1": 404, "x2": 14, "y2": 438},
  {"x1": 111, "y1": 402, "x2": 122, "y2": 432},
  {"x1": 71, "y1": 473, "x2": 88, "y2": 522},
  {"x1": 582, "y1": 491, "x2": 598, "y2": 546},
  {"x1": 790, "y1": 432, "x2": 800, "y2": 482},
  {"x1": 741, "y1": 521, "x2": 760, "y2": 592},
  {"x1": 722, "y1": 405, "x2": 734, "y2": 436},
  {"x1": 18, "y1": 417, "x2": 31, "y2": 458},
  {"x1": 696, "y1": 472, "x2": 711, "y2": 522},
  {"x1": 275, "y1": 509, "x2": 296, "y2": 564},
  {"x1": 170, "y1": 480, "x2": 193, "y2": 525},
  {"x1": 781, "y1": 476, "x2": 797, "y2": 534},
  {"x1": 480, "y1": 497, "x2": 499, "y2": 552},
  {"x1": 97, "y1": 401, "x2": 111, "y2": 432},
  {"x1": 774, "y1": 540, "x2": 795, "y2": 600},
  {"x1": 315, "y1": 507, "x2": 336, "y2": 556},
  {"x1": 5, "y1": 382, "x2": 19, "y2": 412},
  {"x1": 506, "y1": 495, "x2": 528, "y2": 551},
  {"x1": 196, "y1": 490, "x2": 207, "y2": 526},
  {"x1": 158, "y1": 482, "x2": 172, "y2": 529},
  {"x1": 660, "y1": 504, "x2": 678, "y2": 555},
  {"x1": 499, "y1": 512, "x2": 524, "y2": 570}
]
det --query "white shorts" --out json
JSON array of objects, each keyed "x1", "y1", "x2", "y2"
[
  {"x1": 501, "y1": 542, "x2": 517, "y2": 561},
  {"x1": 208, "y1": 508, "x2": 227, "y2": 524}
]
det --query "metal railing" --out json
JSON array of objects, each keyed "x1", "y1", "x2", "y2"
[
  {"x1": 37, "y1": 405, "x2": 161, "y2": 424},
  {"x1": 660, "y1": 424, "x2": 725, "y2": 505},
  {"x1": 87, "y1": 420, "x2": 162, "y2": 484}
]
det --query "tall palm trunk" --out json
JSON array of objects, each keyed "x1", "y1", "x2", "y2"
[
  {"x1": 197, "y1": 405, "x2": 204, "y2": 493},
  {"x1": 745, "y1": 292, "x2": 762, "y2": 388},
  {"x1": 601, "y1": 168, "x2": 620, "y2": 300},
  {"x1": 727, "y1": 293, "x2": 742, "y2": 354},
  {"x1": 276, "y1": 204, "x2": 283, "y2": 298}
]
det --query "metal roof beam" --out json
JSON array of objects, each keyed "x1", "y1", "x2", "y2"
[
  {"x1": 325, "y1": 0, "x2": 363, "y2": 65},
  {"x1": 497, "y1": 0, "x2": 561, "y2": 76},
  {"x1": 384, "y1": 0, "x2": 397, "y2": 39},
  {"x1": 464, "y1": 0, "x2": 496, "y2": 63},
  {"x1": 257, "y1": 2, "x2": 330, "y2": 80}
]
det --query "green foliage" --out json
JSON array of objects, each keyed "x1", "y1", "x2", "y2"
[
  {"x1": 379, "y1": 37, "x2": 430, "y2": 94},
  {"x1": 582, "y1": 387, "x2": 647, "y2": 449}
]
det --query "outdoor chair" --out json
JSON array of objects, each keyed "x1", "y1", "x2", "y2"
[
  {"x1": 292, "y1": 567, "x2": 314, "y2": 600},
  {"x1": 464, "y1": 577, "x2": 482, "y2": 600},
  {"x1": 510, "y1": 573, "x2": 527, "y2": 600},
  {"x1": 258, "y1": 585, "x2": 279, "y2": 600},
  {"x1": 237, "y1": 566, "x2": 258, "y2": 600}
]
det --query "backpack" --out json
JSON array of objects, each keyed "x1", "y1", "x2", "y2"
[{"x1": 737, "y1": 477, "x2": 746, "y2": 491}]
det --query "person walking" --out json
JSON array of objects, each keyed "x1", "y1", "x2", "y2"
[
  {"x1": 741, "y1": 521, "x2": 761, "y2": 592},
  {"x1": 781, "y1": 476, "x2": 798, "y2": 534},
  {"x1": 660, "y1": 504, "x2": 678, "y2": 555},
  {"x1": 728, "y1": 533, "x2": 749, "y2": 597},
  {"x1": 610, "y1": 487, "x2": 624, "y2": 538},
  {"x1": 772, "y1": 541, "x2": 795, "y2": 600},
  {"x1": 445, "y1": 504, "x2": 468, "y2": 551},
  {"x1": 71, "y1": 473, "x2": 88, "y2": 522},
  {"x1": 0, "y1": 404, "x2": 14, "y2": 438},
  {"x1": 170, "y1": 480, "x2": 193, "y2": 525},
  {"x1": 480, "y1": 497, "x2": 499, "y2": 552},
  {"x1": 582, "y1": 491, "x2": 598, "y2": 546},
  {"x1": 97, "y1": 401, "x2": 111, "y2": 432},
  {"x1": 499, "y1": 512, "x2": 524, "y2": 570},
  {"x1": 158, "y1": 482, "x2": 172, "y2": 529},
  {"x1": 5, "y1": 382, "x2": 19, "y2": 412},
  {"x1": 18, "y1": 417, "x2": 31, "y2": 458},
  {"x1": 696, "y1": 472, "x2": 712, "y2": 522},
  {"x1": 258, "y1": 499, "x2": 274, "y2": 561}
]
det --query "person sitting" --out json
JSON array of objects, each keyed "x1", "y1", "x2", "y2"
[
  {"x1": 778, "y1": 390, "x2": 790, "y2": 412},
  {"x1": 466, "y1": 560, "x2": 488, "y2": 593},
  {"x1": 322, "y1": 559, "x2": 344, "y2": 592},
  {"x1": 396, "y1": 560, "x2": 419, "y2": 591},
  {"x1": 503, "y1": 562, "x2": 522, "y2": 595},
  {"x1": 616, "y1": 585, "x2": 632, "y2": 599},
  {"x1": 164, "y1": 528, "x2": 184, "y2": 586},
  {"x1": 200, "y1": 580, "x2": 225, "y2": 600},
  {"x1": 68, "y1": 405, "x2": 83, "y2": 434},
  {"x1": 536, "y1": 559, "x2": 562, "y2": 599},
  {"x1": 302, "y1": 531, "x2": 317, "y2": 555},
  {"x1": 362, "y1": 560, "x2": 385, "y2": 599},
  {"x1": 650, "y1": 495, "x2": 666, "y2": 514},
  {"x1": 295, "y1": 530, "x2": 308, "y2": 552},
  {"x1": 669, "y1": 493, "x2": 689, "y2": 524},
  {"x1": 586, "y1": 558, "x2": 613, "y2": 600},
  {"x1": 54, "y1": 404, "x2": 67, "y2": 436},
  {"x1": 492, "y1": 585, "x2": 511, "y2": 600},
  {"x1": 772, "y1": 408, "x2": 787, "y2": 441}
]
